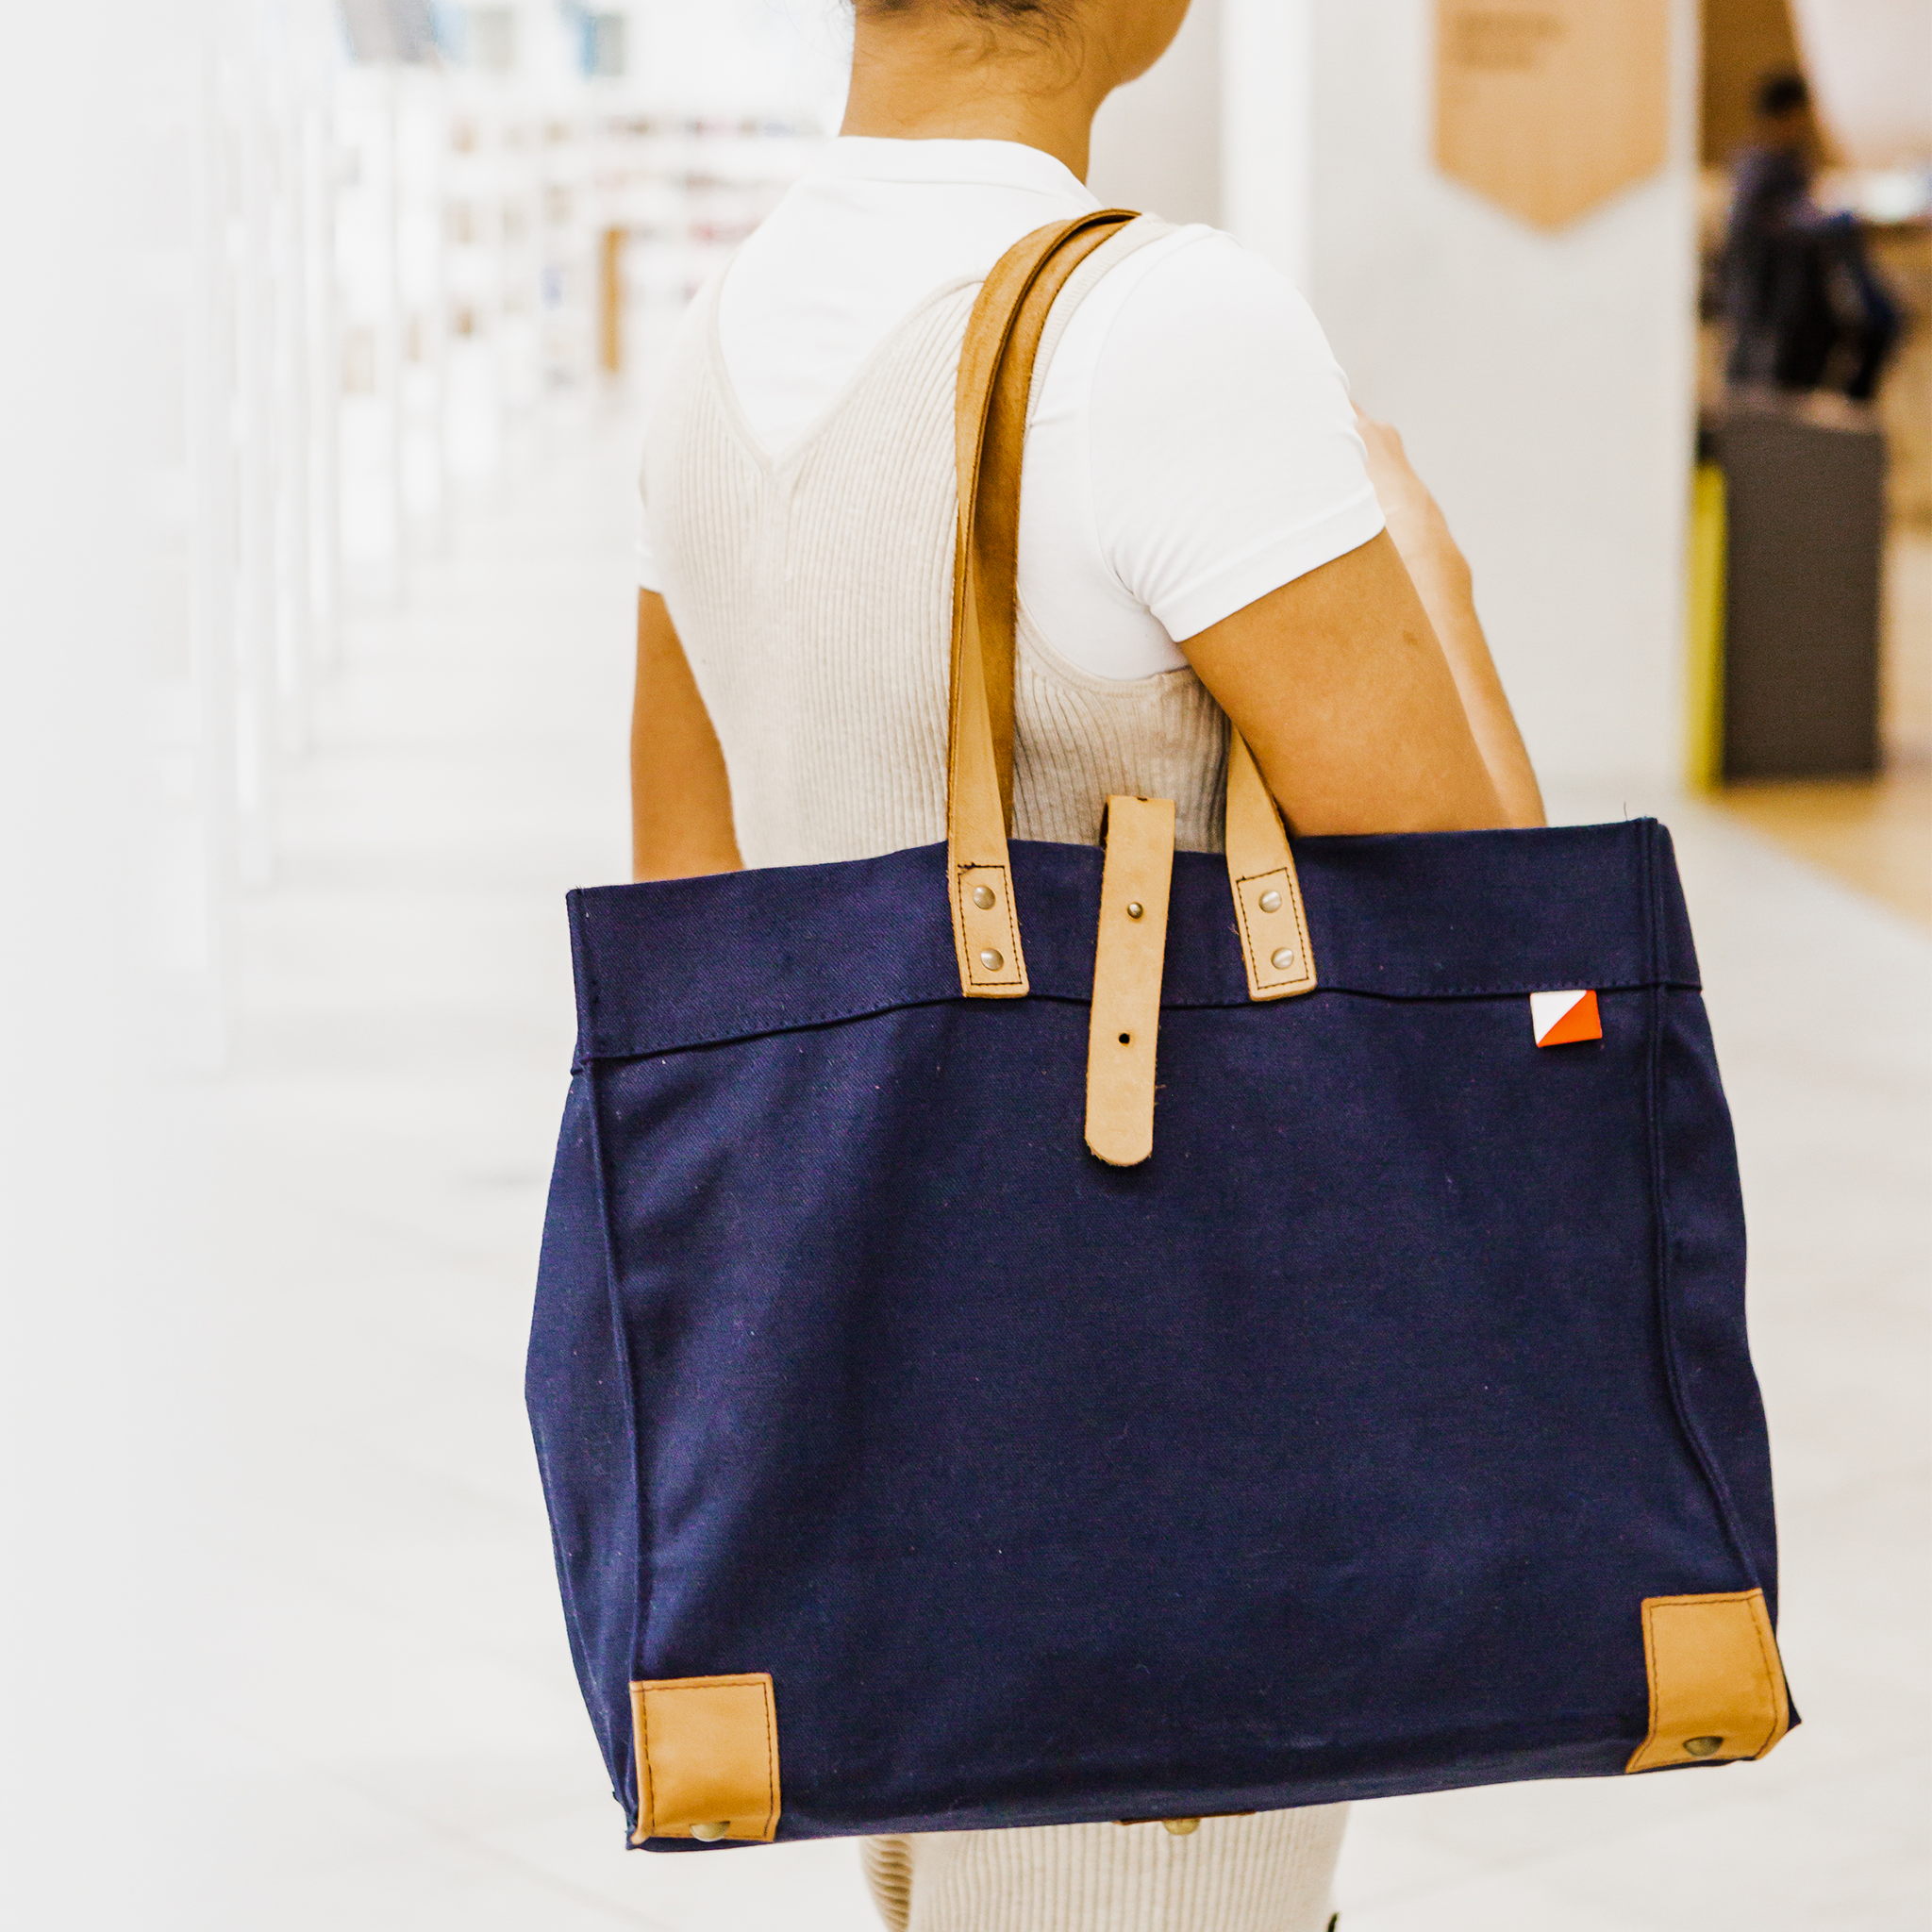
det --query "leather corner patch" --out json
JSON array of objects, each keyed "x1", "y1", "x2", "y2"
[
  {"x1": 1625, "y1": 1590, "x2": 1790, "y2": 1774},
  {"x1": 629, "y1": 1674, "x2": 780, "y2": 1844}
]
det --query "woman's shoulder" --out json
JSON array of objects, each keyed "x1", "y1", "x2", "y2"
[
  {"x1": 1090, "y1": 223, "x2": 1335, "y2": 364},
  {"x1": 1041, "y1": 222, "x2": 1345, "y2": 432}
]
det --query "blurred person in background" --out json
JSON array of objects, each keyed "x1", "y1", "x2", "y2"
[
  {"x1": 1723, "y1": 68, "x2": 1902, "y2": 404},
  {"x1": 625, "y1": 3, "x2": 1541, "y2": 1927}
]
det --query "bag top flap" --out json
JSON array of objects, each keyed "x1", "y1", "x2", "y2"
[{"x1": 566, "y1": 818, "x2": 1699, "y2": 1066}]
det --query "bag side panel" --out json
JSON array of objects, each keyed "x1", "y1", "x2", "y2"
[
  {"x1": 527, "y1": 1074, "x2": 642, "y2": 1826},
  {"x1": 1657, "y1": 988, "x2": 1781, "y2": 1617}
]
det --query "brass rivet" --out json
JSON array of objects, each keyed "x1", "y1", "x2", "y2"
[
  {"x1": 1271, "y1": 946, "x2": 1296, "y2": 971},
  {"x1": 972, "y1": 885, "x2": 995, "y2": 910},
  {"x1": 1258, "y1": 890, "x2": 1282, "y2": 914},
  {"x1": 1161, "y1": 1818, "x2": 1200, "y2": 1837},
  {"x1": 978, "y1": 949, "x2": 1004, "y2": 972},
  {"x1": 1126, "y1": 902, "x2": 1144, "y2": 920},
  {"x1": 690, "y1": 1822, "x2": 731, "y2": 1840},
  {"x1": 1683, "y1": 1735, "x2": 1724, "y2": 1758}
]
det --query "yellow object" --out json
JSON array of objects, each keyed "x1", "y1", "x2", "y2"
[{"x1": 1686, "y1": 463, "x2": 1729, "y2": 791}]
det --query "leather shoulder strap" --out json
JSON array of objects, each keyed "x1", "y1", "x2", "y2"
[
  {"x1": 945, "y1": 209, "x2": 1319, "y2": 1009},
  {"x1": 947, "y1": 211, "x2": 1138, "y2": 998}
]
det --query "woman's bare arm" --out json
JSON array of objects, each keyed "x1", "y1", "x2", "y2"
[
  {"x1": 1181, "y1": 532, "x2": 1507, "y2": 835},
  {"x1": 1353, "y1": 410, "x2": 1546, "y2": 827},
  {"x1": 1180, "y1": 428, "x2": 1544, "y2": 837},
  {"x1": 637, "y1": 416, "x2": 1542, "y2": 869},
  {"x1": 631, "y1": 590, "x2": 742, "y2": 881}
]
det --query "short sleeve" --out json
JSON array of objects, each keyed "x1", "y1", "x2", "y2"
[{"x1": 1086, "y1": 233, "x2": 1384, "y2": 644}]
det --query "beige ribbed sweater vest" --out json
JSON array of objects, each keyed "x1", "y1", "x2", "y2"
[
  {"x1": 642, "y1": 248, "x2": 1230, "y2": 869},
  {"x1": 643, "y1": 243, "x2": 1344, "y2": 1931}
]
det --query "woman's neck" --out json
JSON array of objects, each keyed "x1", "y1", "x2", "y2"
[{"x1": 840, "y1": 12, "x2": 1108, "y2": 181}]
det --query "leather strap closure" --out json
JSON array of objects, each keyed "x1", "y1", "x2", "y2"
[
  {"x1": 1085, "y1": 796, "x2": 1177, "y2": 1167},
  {"x1": 1224, "y1": 730, "x2": 1318, "y2": 1001},
  {"x1": 949, "y1": 210, "x2": 1139, "y2": 998}
]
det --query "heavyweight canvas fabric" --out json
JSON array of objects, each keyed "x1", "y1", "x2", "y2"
[{"x1": 527, "y1": 822, "x2": 1787, "y2": 1844}]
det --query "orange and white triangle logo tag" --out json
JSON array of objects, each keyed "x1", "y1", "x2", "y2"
[{"x1": 1531, "y1": 989, "x2": 1602, "y2": 1047}]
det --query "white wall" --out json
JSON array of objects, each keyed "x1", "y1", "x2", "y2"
[
  {"x1": 1791, "y1": 0, "x2": 1932, "y2": 167},
  {"x1": 1221, "y1": 0, "x2": 1315, "y2": 286},
  {"x1": 1208, "y1": 0, "x2": 1705, "y2": 794},
  {"x1": 1297, "y1": 0, "x2": 1702, "y2": 793},
  {"x1": 625, "y1": 0, "x2": 851, "y2": 124},
  {"x1": 1089, "y1": 0, "x2": 1224, "y2": 225}
]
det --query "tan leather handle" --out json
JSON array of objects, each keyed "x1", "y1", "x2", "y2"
[
  {"x1": 948, "y1": 211, "x2": 1139, "y2": 998},
  {"x1": 1224, "y1": 731, "x2": 1317, "y2": 1000},
  {"x1": 949, "y1": 214, "x2": 1318, "y2": 1008}
]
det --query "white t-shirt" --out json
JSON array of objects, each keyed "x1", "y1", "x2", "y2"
[{"x1": 636, "y1": 138, "x2": 1383, "y2": 681}]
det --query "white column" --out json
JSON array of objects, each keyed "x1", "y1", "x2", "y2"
[
  {"x1": 1220, "y1": 0, "x2": 1317, "y2": 287},
  {"x1": 1790, "y1": 0, "x2": 1932, "y2": 167},
  {"x1": 1205, "y1": 0, "x2": 1707, "y2": 794}
]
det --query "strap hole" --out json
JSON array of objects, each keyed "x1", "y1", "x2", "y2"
[{"x1": 1119, "y1": 1032, "x2": 1131, "y2": 1045}]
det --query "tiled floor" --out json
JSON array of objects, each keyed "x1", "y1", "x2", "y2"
[
  {"x1": 1707, "y1": 527, "x2": 1932, "y2": 930},
  {"x1": 192, "y1": 408, "x2": 1928, "y2": 1928},
  {"x1": 1714, "y1": 771, "x2": 1931, "y2": 929}
]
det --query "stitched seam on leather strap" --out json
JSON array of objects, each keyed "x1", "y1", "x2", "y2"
[
  {"x1": 1232, "y1": 870, "x2": 1310, "y2": 990},
  {"x1": 1236, "y1": 882, "x2": 1277, "y2": 982},
  {"x1": 1231, "y1": 874, "x2": 1269, "y2": 988},
  {"x1": 636, "y1": 1687, "x2": 656, "y2": 1837},
  {"x1": 1633, "y1": 1600, "x2": 1663, "y2": 1766},
  {"x1": 760, "y1": 1679, "x2": 778, "y2": 1835},
  {"x1": 1286, "y1": 874, "x2": 1313, "y2": 981},
  {"x1": 1743, "y1": 1598, "x2": 1784, "y2": 1756},
  {"x1": 962, "y1": 867, "x2": 1022, "y2": 986}
]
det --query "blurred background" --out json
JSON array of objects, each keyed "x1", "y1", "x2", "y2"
[{"x1": 0, "y1": 3, "x2": 1925, "y2": 1927}]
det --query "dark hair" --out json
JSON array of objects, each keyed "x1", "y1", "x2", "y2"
[
  {"x1": 858, "y1": 0, "x2": 1072, "y2": 25},
  {"x1": 1756, "y1": 70, "x2": 1810, "y2": 120}
]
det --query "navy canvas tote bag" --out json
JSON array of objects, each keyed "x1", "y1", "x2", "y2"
[{"x1": 528, "y1": 213, "x2": 1791, "y2": 1851}]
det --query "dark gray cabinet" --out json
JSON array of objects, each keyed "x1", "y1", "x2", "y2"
[{"x1": 1714, "y1": 409, "x2": 1886, "y2": 778}]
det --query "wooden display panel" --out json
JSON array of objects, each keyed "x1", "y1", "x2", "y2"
[{"x1": 1436, "y1": 0, "x2": 1674, "y2": 230}]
